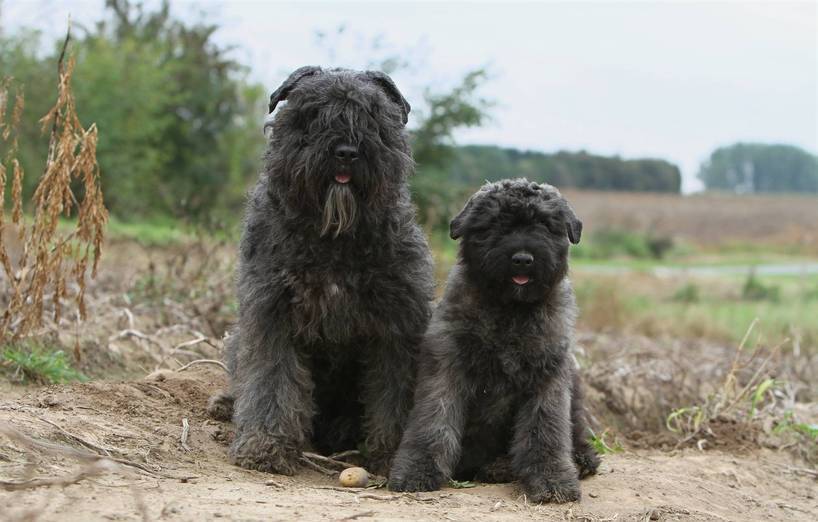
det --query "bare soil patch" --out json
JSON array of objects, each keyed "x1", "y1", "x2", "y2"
[{"x1": 1, "y1": 367, "x2": 815, "y2": 522}]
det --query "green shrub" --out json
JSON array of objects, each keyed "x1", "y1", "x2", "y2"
[
  {"x1": 742, "y1": 271, "x2": 780, "y2": 302},
  {"x1": 672, "y1": 283, "x2": 700, "y2": 303},
  {"x1": 573, "y1": 229, "x2": 673, "y2": 260}
]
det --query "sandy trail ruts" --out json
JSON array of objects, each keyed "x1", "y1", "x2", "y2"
[{"x1": 1, "y1": 368, "x2": 815, "y2": 522}]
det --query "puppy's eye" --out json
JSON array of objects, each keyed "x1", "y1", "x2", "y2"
[{"x1": 540, "y1": 217, "x2": 563, "y2": 236}]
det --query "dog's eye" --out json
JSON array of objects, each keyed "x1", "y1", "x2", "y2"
[{"x1": 471, "y1": 229, "x2": 492, "y2": 241}]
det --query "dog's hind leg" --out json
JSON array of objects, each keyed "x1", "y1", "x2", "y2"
[
  {"x1": 207, "y1": 330, "x2": 238, "y2": 422},
  {"x1": 570, "y1": 369, "x2": 601, "y2": 478}
]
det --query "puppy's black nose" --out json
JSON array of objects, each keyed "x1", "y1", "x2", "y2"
[
  {"x1": 334, "y1": 144, "x2": 359, "y2": 163},
  {"x1": 512, "y1": 252, "x2": 534, "y2": 266}
]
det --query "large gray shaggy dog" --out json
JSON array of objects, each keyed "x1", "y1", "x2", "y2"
[
  {"x1": 388, "y1": 179, "x2": 599, "y2": 502},
  {"x1": 209, "y1": 66, "x2": 434, "y2": 475}
]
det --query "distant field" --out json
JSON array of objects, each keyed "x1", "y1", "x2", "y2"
[
  {"x1": 562, "y1": 189, "x2": 818, "y2": 252},
  {"x1": 427, "y1": 189, "x2": 818, "y2": 353}
]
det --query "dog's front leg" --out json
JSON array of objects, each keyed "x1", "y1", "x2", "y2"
[
  {"x1": 229, "y1": 320, "x2": 314, "y2": 475},
  {"x1": 388, "y1": 336, "x2": 468, "y2": 491},
  {"x1": 510, "y1": 358, "x2": 580, "y2": 503},
  {"x1": 361, "y1": 335, "x2": 418, "y2": 474}
]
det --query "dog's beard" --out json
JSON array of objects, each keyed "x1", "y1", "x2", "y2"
[{"x1": 321, "y1": 184, "x2": 358, "y2": 238}]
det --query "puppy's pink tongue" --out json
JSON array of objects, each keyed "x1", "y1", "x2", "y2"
[
  {"x1": 512, "y1": 275, "x2": 530, "y2": 285},
  {"x1": 335, "y1": 173, "x2": 351, "y2": 184}
]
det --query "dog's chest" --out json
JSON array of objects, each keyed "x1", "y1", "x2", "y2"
[
  {"x1": 283, "y1": 252, "x2": 405, "y2": 342},
  {"x1": 461, "y1": 316, "x2": 561, "y2": 395}
]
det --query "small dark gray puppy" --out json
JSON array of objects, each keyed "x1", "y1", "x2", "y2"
[
  {"x1": 208, "y1": 66, "x2": 434, "y2": 474},
  {"x1": 388, "y1": 179, "x2": 599, "y2": 502}
]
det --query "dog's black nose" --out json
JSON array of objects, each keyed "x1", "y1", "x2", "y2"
[
  {"x1": 512, "y1": 252, "x2": 534, "y2": 266},
  {"x1": 334, "y1": 144, "x2": 359, "y2": 162}
]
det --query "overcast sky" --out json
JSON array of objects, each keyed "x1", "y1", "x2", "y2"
[{"x1": 4, "y1": 1, "x2": 817, "y2": 192}]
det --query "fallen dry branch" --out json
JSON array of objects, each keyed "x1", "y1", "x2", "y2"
[
  {"x1": 0, "y1": 421, "x2": 158, "y2": 477},
  {"x1": 0, "y1": 459, "x2": 115, "y2": 491},
  {"x1": 38, "y1": 416, "x2": 113, "y2": 457},
  {"x1": 180, "y1": 418, "x2": 191, "y2": 452},
  {"x1": 329, "y1": 449, "x2": 362, "y2": 461},
  {"x1": 299, "y1": 454, "x2": 336, "y2": 476},
  {"x1": 302, "y1": 451, "x2": 355, "y2": 471},
  {"x1": 174, "y1": 359, "x2": 228, "y2": 373},
  {"x1": 110, "y1": 329, "x2": 165, "y2": 350}
]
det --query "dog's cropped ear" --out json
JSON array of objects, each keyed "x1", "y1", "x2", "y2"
[
  {"x1": 269, "y1": 66, "x2": 322, "y2": 114},
  {"x1": 560, "y1": 200, "x2": 583, "y2": 244},
  {"x1": 365, "y1": 71, "x2": 411, "y2": 125}
]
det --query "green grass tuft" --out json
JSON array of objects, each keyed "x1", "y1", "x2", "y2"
[
  {"x1": 774, "y1": 412, "x2": 818, "y2": 441},
  {"x1": 672, "y1": 282, "x2": 700, "y2": 303},
  {"x1": 1, "y1": 345, "x2": 87, "y2": 384},
  {"x1": 448, "y1": 479, "x2": 477, "y2": 489},
  {"x1": 588, "y1": 428, "x2": 624, "y2": 454}
]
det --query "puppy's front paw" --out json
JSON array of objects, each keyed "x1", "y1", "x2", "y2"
[
  {"x1": 388, "y1": 471, "x2": 444, "y2": 492},
  {"x1": 229, "y1": 430, "x2": 298, "y2": 475},
  {"x1": 366, "y1": 451, "x2": 394, "y2": 477},
  {"x1": 388, "y1": 455, "x2": 445, "y2": 492},
  {"x1": 523, "y1": 469, "x2": 581, "y2": 504},
  {"x1": 574, "y1": 449, "x2": 600, "y2": 479}
]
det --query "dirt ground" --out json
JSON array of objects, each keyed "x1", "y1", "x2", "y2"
[{"x1": 1, "y1": 367, "x2": 815, "y2": 522}]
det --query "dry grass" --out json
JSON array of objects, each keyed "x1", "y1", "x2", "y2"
[
  {"x1": 0, "y1": 30, "x2": 108, "y2": 344},
  {"x1": 563, "y1": 189, "x2": 818, "y2": 253}
]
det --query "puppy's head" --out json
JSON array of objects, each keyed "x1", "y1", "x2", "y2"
[
  {"x1": 450, "y1": 179, "x2": 582, "y2": 304},
  {"x1": 264, "y1": 66, "x2": 413, "y2": 237}
]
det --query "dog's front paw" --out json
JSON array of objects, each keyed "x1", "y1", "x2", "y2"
[
  {"x1": 229, "y1": 430, "x2": 298, "y2": 475},
  {"x1": 574, "y1": 449, "x2": 600, "y2": 479},
  {"x1": 523, "y1": 468, "x2": 581, "y2": 504},
  {"x1": 388, "y1": 455, "x2": 445, "y2": 492}
]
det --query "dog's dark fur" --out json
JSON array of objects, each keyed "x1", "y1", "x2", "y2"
[
  {"x1": 208, "y1": 66, "x2": 434, "y2": 474},
  {"x1": 388, "y1": 179, "x2": 599, "y2": 502}
]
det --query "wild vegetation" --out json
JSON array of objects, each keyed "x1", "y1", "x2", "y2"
[{"x1": 0, "y1": 2, "x2": 816, "y2": 520}]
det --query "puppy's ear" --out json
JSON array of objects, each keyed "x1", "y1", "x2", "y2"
[
  {"x1": 365, "y1": 71, "x2": 411, "y2": 125},
  {"x1": 450, "y1": 196, "x2": 475, "y2": 240},
  {"x1": 561, "y1": 200, "x2": 583, "y2": 244},
  {"x1": 269, "y1": 66, "x2": 322, "y2": 114}
]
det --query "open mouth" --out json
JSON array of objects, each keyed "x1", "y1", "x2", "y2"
[
  {"x1": 334, "y1": 172, "x2": 352, "y2": 184},
  {"x1": 512, "y1": 275, "x2": 530, "y2": 286}
]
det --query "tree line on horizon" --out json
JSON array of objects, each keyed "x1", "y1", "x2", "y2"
[{"x1": 2, "y1": 0, "x2": 815, "y2": 235}]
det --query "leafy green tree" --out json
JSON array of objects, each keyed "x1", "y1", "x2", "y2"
[
  {"x1": 698, "y1": 143, "x2": 818, "y2": 194},
  {"x1": 78, "y1": 0, "x2": 266, "y2": 220},
  {"x1": 410, "y1": 69, "x2": 493, "y2": 230},
  {"x1": 2, "y1": 0, "x2": 266, "y2": 222},
  {"x1": 444, "y1": 145, "x2": 682, "y2": 193}
]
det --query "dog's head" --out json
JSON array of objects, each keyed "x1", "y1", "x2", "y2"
[
  {"x1": 264, "y1": 66, "x2": 413, "y2": 237},
  {"x1": 450, "y1": 179, "x2": 582, "y2": 304}
]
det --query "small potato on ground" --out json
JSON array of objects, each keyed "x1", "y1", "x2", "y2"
[{"x1": 339, "y1": 467, "x2": 369, "y2": 488}]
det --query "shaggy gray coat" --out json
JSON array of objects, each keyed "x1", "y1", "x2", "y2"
[
  {"x1": 389, "y1": 179, "x2": 599, "y2": 502},
  {"x1": 209, "y1": 66, "x2": 434, "y2": 474}
]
